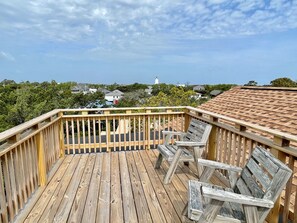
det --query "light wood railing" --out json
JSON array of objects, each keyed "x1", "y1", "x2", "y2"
[
  {"x1": 0, "y1": 106, "x2": 297, "y2": 222},
  {"x1": 0, "y1": 110, "x2": 63, "y2": 222},
  {"x1": 61, "y1": 107, "x2": 186, "y2": 153}
]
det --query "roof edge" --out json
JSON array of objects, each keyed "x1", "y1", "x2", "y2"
[{"x1": 241, "y1": 86, "x2": 297, "y2": 91}]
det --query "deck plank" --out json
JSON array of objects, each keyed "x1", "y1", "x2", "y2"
[
  {"x1": 132, "y1": 151, "x2": 167, "y2": 223},
  {"x1": 22, "y1": 149, "x2": 201, "y2": 223},
  {"x1": 96, "y1": 152, "x2": 111, "y2": 222},
  {"x1": 24, "y1": 155, "x2": 73, "y2": 223},
  {"x1": 139, "y1": 150, "x2": 182, "y2": 222},
  {"x1": 37, "y1": 155, "x2": 82, "y2": 223},
  {"x1": 126, "y1": 151, "x2": 153, "y2": 223},
  {"x1": 68, "y1": 154, "x2": 96, "y2": 223},
  {"x1": 53, "y1": 154, "x2": 88, "y2": 222},
  {"x1": 81, "y1": 153, "x2": 103, "y2": 223},
  {"x1": 110, "y1": 152, "x2": 124, "y2": 223},
  {"x1": 119, "y1": 152, "x2": 138, "y2": 223},
  {"x1": 146, "y1": 149, "x2": 187, "y2": 214}
]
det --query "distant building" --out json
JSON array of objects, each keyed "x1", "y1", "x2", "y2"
[
  {"x1": 71, "y1": 84, "x2": 96, "y2": 94},
  {"x1": 191, "y1": 93, "x2": 202, "y2": 100},
  {"x1": 98, "y1": 88, "x2": 111, "y2": 95},
  {"x1": 145, "y1": 86, "x2": 153, "y2": 95},
  {"x1": 210, "y1": 90, "x2": 222, "y2": 97},
  {"x1": 193, "y1": 85, "x2": 205, "y2": 92},
  {"x1": 71, "y1": 86, "x2": 82, "y2": 94},
  {"x1": 154, "y1": 76, "x2": 159, "y2": 85},
  {"x1": 88, "y1": 88, "x2": 97, "y2": 93},
  {"x1": 105, "y1": 90, "x2": 124, "y2": 103}
]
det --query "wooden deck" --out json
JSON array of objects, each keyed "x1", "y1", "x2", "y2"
[{"x1": 16, "y1": 149, "x2": 199, "y2": 223}]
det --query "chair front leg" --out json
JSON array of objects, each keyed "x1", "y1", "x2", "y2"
[
  {"x1": 155, "y1": 153, "x2": 163, "y2": 169},
  {"x1": 193, "y1": 147, "x2": 204, "y2": 178},
  {"x1": 164, "y1": 148, "x2": 183, "y2": 184}
]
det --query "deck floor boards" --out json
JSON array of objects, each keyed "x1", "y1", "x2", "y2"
[{"x1": 20, "y1": 149, "x2": 200, "y2": 223}]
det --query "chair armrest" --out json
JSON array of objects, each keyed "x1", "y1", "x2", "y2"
[
  {"x1": 202, "y1": 186, "x2": 274, "y2": 208},
  {"x1": 162, "y1": 131, "x2": 187, "y2": 145},
  {"x1": 162, "y1": 131, "x2": 186, "y2": 136},
  {"x1": 197, "y1": 159, "x2": 242, "y2": 172},
  {"x1": 175, "y1": 141, "x2": 206, "y2": 147}
]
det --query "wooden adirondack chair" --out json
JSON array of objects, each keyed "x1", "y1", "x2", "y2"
[
  {"x1": 155, "y1": 119, "x2": 212, "y2": 184},
  {"x1": 183, "y1": 146, "x2": 292, "y2": 223}
]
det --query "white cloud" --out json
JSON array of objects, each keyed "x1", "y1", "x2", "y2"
[
  {"x1": 0, "y1": 51, "x2": 15, "y2": 61},
  {"x1": 0, "y1": 0, "x2": 296, "y2": 51}
]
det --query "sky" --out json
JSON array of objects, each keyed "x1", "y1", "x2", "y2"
[{"x1": 0, "y1": 0, "x2": 297, "y2": 85}]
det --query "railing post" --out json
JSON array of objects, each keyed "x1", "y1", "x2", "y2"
[
  {"x1": 266, "y1": 136, "x2": 289, "y2": 223},
  {"x1": 36, "y1": 130, "x2": 47, "y2": 186},
  {"x1": 184, "y1": 108, "x2": 190, "y2": 132},
  {"x1": 207, "y1": 116, "x2": 218, "y2": 161},
  {"x1": 104, "y1": 111, "x2": 111, "y2": 152},
  {"x1": 145, "y1": 110, "x2": 151, "y2": 149},
  {"x1": 59, "y1": 112, "x2": 65, "y2": 158}
]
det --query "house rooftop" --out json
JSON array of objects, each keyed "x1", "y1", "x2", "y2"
[
  {"x1": 199, "y1": 86, "x2": 297, "y2": 135},
  {"x1": 105, "y1": 89, "x2": 124, "y2": 96}
]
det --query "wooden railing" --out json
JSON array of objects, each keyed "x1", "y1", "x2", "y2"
[
  {"x1": 0, "y1": 110, "x2": 63, "y2": 222},
  {"x1": 0, "y1": 106, "x2": 297, "y2": 222},
  {"x1": 61, "y1": 107, "x2": 186, "y2": 154}
]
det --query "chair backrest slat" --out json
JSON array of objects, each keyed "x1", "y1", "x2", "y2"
[
  {"x1": 234, "y1": 146, "x2": 292, "y2": 222},
  {"x1": 184, "y1": 119, "x2": 212, "y2": 143}
]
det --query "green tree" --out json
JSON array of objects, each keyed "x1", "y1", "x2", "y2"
[
  {"x1": 270, "y1": 77, "x2": 297, "y2": 87},
  {"x1": 144, "y1": 87, "x2": 199, "y2": 107},
  {"x1": 244, "y1": 80, "x2": 258, "y2": 86}
]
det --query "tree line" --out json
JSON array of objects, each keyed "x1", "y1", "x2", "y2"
[{"x1": 0, "y1": 77, "x2": 295, "y2": 132}]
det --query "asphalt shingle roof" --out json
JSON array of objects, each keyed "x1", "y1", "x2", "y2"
[{"x1": 199, "y1": 86, "x2": 297, "y2": 136}]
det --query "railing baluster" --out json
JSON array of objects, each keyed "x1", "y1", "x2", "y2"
[
  {"x1": 0, "y1": 157, "x2": 8, "y2": 222},
  {"x1": 65, "y1": 119, "x2": 69, "y2": 154},
  {"x1": 2, "y1": 154, "x2": 14, "y2": 219},
  {"x1": 98, "y1": 117, "x2": 102, "y2": 152},
  {"x1": 82, "y1": 118, "x2": 86, "y2": 153}
]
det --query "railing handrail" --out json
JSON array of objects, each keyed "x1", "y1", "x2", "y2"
[
  {"x1": 186, "y1": 106, "x2": 297, "y2": 143},
  {"x1": 0, "y1": 109, "x2": 62, "y2": 142},
  {"x1": 2, "y1": 106, "x2": 296, "y2": 144},
  {"x1": 61, "y1": 106, "x2": 186, "y2": 112}
]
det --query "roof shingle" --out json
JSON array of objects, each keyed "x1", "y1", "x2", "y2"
[{"x1": 199, "y1": 86, "x2": 297, "y2": 136}]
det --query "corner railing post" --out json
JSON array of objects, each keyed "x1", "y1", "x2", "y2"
[{"x1": 207, "y1": 116, "x2": 218, "y2": 161}]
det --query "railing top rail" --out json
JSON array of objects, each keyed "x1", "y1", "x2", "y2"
[
  {"x1": 61, "y1": 106, "x2": 186, "y2": 112},
  {"x1": 186, "y1": 106, "x2": 297, "y2": 143},
  {"x1": 0, "y1": 109, "x2": 62, "y2": 142}
]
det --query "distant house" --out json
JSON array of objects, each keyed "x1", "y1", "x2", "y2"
[
  {"x1": 105, "y1": 90, "x2": 124, "y2": 103},
  {"x1": 145, "y1": 86, "x2": 153, "y2": 95},
  {"x1": 191, "y1": 92, "x2": 202, "y2": 100},
  {"x1": 98, "y1": 88, "x2": 111, "y2": 95},
  {"x1": 71, "y1": 84, "x2": 94, "y2": 94},
  {"x1": 71, "y1": 86, "x2": 82, "y2": 94},
  {"x1": 210, "y1": 90, "x2": 222, "y2": 97},
  {"x1": 193, "y1": 85, "x2": 205, "y2": 92},
  {"x1": 88, "y1": 88, "x2": 97, "y2": 94}
]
